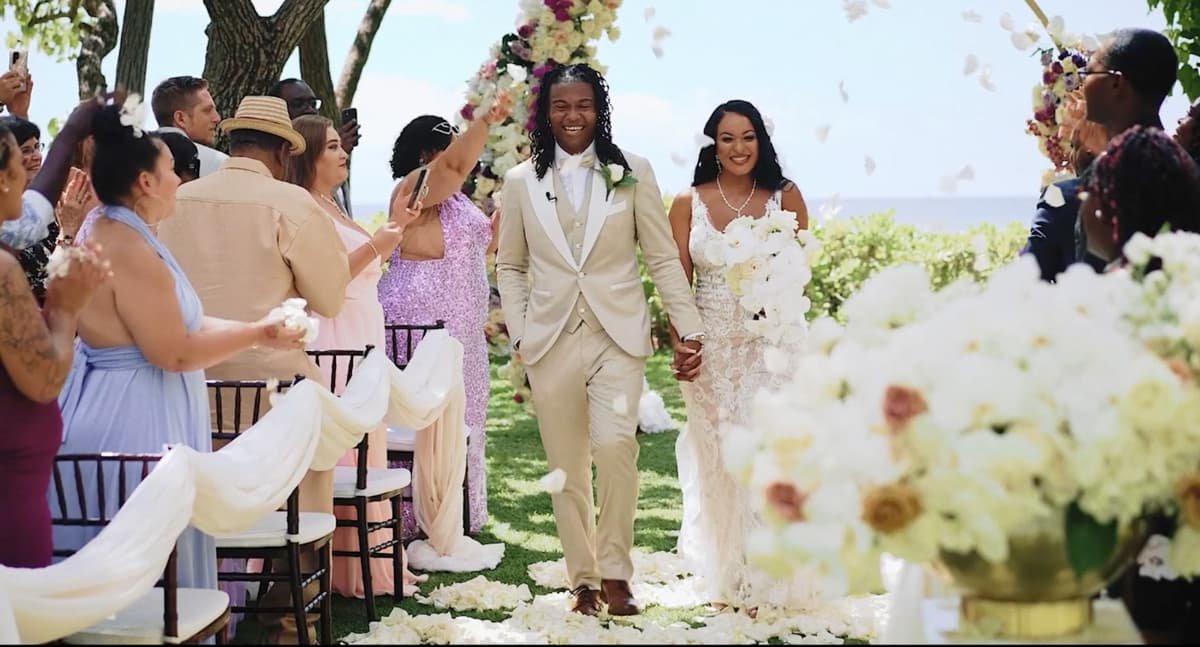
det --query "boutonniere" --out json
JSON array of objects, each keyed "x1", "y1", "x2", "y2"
[{"x1": 597, "y1": 163, "x2": 637, "y2": 198}]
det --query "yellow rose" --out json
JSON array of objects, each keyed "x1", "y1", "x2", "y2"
[
  {"x1": 861, "y1": 483, "x2": 923, "y2": 534},
  {"x1": 607, "y1": 26, "x2": 621, "y2": 42},
  {"x1": 1178, "y1": 473, "x2": 1200, "y2": 529},
  {"x1": 552, "y1": 45, "x2": 571, "y2": 63}
]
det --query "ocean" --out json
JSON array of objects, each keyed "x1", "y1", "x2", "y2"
[{"x1": 351, "y1": 195, "x2": 1034, "y2": 231}]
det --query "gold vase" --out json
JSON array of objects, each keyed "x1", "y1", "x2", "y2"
[{"x1": 935, "y1": 510, "x2": 1146, "y2": 639}]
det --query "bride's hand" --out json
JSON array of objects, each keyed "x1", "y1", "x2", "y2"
[{"x1": 672, "y1": 339, "x2": 703, "y2": 382}]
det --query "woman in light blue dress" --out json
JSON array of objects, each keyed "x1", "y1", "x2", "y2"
[{"x1": 53, "y1": 99, "x2": 306, "y2": 590}]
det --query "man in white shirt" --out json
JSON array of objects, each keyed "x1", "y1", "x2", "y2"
[{"x1": 149, "y1": 76, "x2": 227, "y2": 177}]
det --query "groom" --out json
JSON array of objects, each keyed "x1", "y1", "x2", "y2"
[{"x1": 497, "y1": 64, "x2": 705, "y2": 616}]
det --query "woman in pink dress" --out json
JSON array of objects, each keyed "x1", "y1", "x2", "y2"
[
  {"x1": 287, "y1": 115, "x2": 424, "y2": 598},
  {"x1": 377, "y1": 94, "x2": 511, "y2": 535}
]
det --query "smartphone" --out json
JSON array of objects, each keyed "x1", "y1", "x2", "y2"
[
  {"x1": 9, "y1": 50, "x2": 27, "y2": 91},
  {"x1": 408, "y1": 167, "x2": 429, "y2": 210},
  {"x1": 341, "y1": 107, "x2": 358, "y2": 124}
]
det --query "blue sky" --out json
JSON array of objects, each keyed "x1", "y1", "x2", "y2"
[{"x1": 2, "y1": 0, "x2": 1187, "y2": 205}]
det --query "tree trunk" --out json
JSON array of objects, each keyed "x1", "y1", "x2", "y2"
[
  {"x1": 75, "y1": 0, "x2": 118, "y2": 100},
  {"x1": 336, "y1": 0, "x2": 392, "y2": 110},
  {"x1": 114, "y1": 0, "x2": 155, "y2": 95},
  {"x1": 298, "y1": 9, "x2": 339, "y2": 123},
  {"x1": 201, "y1": 0, "x2": 329, "y2": 128}
]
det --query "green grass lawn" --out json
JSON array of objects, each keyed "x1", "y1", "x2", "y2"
[{"x1": 233, "y1": 350, "x2": 689, "y2": 643}]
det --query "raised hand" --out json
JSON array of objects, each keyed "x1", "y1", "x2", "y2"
[
  {"x1": 0, "y1": 71, "x2": 24, "y2": 109},
  {"x1": 56, "y1": 168, "x2": 96, "y2": 238},
  {"x1": 44, "y1": 243, "x2": 112, "y2": 317},
  {"x1": 338, "y1": 117, "x2": 361, "y2": 154},
  {"x1": 483, "y1": 90, "x2": 514, "y2": 125},
  {"x1": 6, "y1": 73, "x2": 32, "y2": 118},
  {"x1": 389, "y1": 193, "x2": 423, "y2": 229}
]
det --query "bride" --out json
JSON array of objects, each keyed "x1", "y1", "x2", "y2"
[{"x1": 667, "y1": 99, "x2": 815, "y2": 612}]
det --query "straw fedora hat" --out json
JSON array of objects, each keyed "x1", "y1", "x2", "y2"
[{"x1": 218, "y1": 96, "x2": 306, "y2": 155}]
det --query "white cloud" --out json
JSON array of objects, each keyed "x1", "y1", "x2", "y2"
[{"x1": 391, "y1": 0, "x2": 471, "y2": 23}]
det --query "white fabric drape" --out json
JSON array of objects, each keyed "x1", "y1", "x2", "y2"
[{"x1": 0, "y1": 331, "x2": 467, "y2": 644}]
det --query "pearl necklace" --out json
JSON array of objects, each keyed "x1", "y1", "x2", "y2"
[
  {"x1": 716, "y1": 175, "x2": 757, "y2": 216},
  {"x1": 317, "y1": 193, "x2": 349, "y2": 220}
]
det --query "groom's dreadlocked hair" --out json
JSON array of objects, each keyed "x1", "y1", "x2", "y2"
[{"x1": 531, "y1": 64, "x2": 629, "y2": 179}]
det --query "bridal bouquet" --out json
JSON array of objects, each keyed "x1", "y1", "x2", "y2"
[
  {"x1": 714, "y1": 210, "x2": 818, "y2": 347},
  {"x1": 732, "y1": 254, "x2": 1200, "y2": 593}
]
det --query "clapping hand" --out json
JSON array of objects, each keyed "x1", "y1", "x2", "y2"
[{"x1": 56, "y1": 168, "x2": 96, "y2": 238}]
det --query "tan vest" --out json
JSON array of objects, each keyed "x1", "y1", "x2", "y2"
[{"x1": 553, "y1": 173, "x2": 603, "y2": 333}]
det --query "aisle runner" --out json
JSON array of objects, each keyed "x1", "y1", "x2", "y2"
[
  {"x1": 343, "y1": 550, "x2": 886, "y2": 644},
  {"x1": 0, "y1": 331, "x2": 483, "y2": 645}
]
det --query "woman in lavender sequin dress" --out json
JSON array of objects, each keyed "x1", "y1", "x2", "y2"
[{"x1": 377, "y1": 104, "x2": 511, "y2": 535}]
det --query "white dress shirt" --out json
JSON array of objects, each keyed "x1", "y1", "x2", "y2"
[{"x1": 554, "y1": 142, "x2": 596, "y2": 212}]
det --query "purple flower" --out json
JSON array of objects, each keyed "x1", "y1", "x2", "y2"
[
  {"x1": 1072, "y1": 54, "x2": 1087, "y2": 67},
  {"x1": 461, "y1": 104, "x2": 475, "y2": 121},
  {"x1": 533, "y1": 63, "x2": 554, "y2": 78},
  {"x1": 1064, "y1": 74, "x2": 1080, "y2": 91},
  {"x1": 1058, "y1": 49, "x2": 1072, "y2": 60},
  {"x1": 1043, "y1": 71, "x2": 1057, "y2": 85},
  {"x1": 518, "y1": 23, "x2": 535, "y2": 39},
  {"x1": 1051, "y1": 61, "x2": 1063, "y2": 74},
  {"x1": 1040, "y1": 50, "x2": 1053, "y2": 66}
]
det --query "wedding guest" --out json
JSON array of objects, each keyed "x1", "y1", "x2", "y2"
[
  {"x1": 268, "y1": 78, "x2": 359, "y2": 215},
  {"x1": 1021, "y1": 94, "x2": 1108, "y2": 281},
  {"x1": 55, "y1": 97, "x2": 305, "y2": 591},
  {"x1": 1173, "y1": 96, "x2": 1200, "y2": 164},
  {"x1": 285, "y1": 114, "x2": 425, "y2": 598},
  {"x1": 1081, "y1": 126, "x2": 1200, "y2": 269},
  {"x1": 0, "y1": 120, "x2": 109, "y2": 569},
  {"x1": 158, "y1": 129, "x2": 202, "y2": 183},
  {"x1": 0, "y1": 69, "x2": 31, "y2": 119},
  {"x1": 376, "y1": 94, "x2": 511, "y2": 535},
  {"x1": 150, "y1": 75, "x2": 227, "y2": 177},
  {"x1": 157, "y1": 96, "x2": 349, "y2": 644},
  {"x1": 1083, "y1": 28, "x2": 1178, "y2": 139}
]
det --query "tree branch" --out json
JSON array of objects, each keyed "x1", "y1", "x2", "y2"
[
  {"x1": 270, "y1": 0, "x2": 329, "y2": 59},
  {"x1": 336, "y1": 0, "x2": 391, "y2": 109},
  {"x1": 299, "y1": 8, "x2": 339, "y2": 121}
]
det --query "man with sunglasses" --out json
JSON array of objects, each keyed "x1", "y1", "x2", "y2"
[
  {"x1": 269, "y1": 78, "x2": 360, "y2": 216},
  {"x1": 1082, "y1": 28, "x2": 1178, "y2": 140},
  {"x1": 150, "y1": 75, "x2": 229, "y2": 178}
]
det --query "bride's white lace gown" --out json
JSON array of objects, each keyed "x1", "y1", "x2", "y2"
[{"x1": 676, "y1": 188, "x2": 820, "y2": 610}]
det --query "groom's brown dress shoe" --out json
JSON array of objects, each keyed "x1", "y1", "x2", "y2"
[
  {"x1": 600, "y1": 579, "x2": 641, "y2": 616},
  {"x1": 570, "y1": 586, "x2": 602, "y2": 616}
]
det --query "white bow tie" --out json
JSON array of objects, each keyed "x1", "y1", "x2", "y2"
[{"x1": 557, "y1": 152, "x2": 596, "y2": 173}]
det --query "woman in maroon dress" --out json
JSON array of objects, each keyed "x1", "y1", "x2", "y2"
[{"x1": 0, "y1": 107, "x2": 109, "y2": 568}]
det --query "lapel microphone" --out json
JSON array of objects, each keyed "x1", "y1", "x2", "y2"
[{"x1": 545, "y1": 191, "x2": 557, "y2": 203}]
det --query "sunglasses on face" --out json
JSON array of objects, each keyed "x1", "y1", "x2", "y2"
[
  {"x1": 288, "y1": 97, "x2": 322, "y2": 111},
  {"x1": 1078, "y1": 69, "x2": 1124, "y2": 80}
]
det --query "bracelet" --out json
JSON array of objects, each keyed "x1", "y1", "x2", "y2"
[{"x1": 365, "y1": 240, "x2": 381, "y2": 258}]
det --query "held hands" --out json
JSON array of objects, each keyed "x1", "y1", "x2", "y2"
[
  {"x1": 671, "y1": 338, "x2": 703, "y2": 382},
  {"x1": 44, "y1": 243, "x2": 112, "y2": 317}
]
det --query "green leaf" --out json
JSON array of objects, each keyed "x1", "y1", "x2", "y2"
[{"x1": 1064, "y1": 501, "x2": 1118, "y2": 577}]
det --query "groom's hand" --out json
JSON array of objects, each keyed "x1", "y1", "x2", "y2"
[{"x1": 672, "y1": 339, "x2": 703, "y2": 382}]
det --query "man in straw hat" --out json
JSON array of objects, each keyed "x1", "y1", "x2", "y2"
[{"x1": 159, "y1": 95, "x2": 350, "y2": 644}]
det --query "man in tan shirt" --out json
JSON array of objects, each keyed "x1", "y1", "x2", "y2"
[{"x1": 158, "y1": 96, "x2": 349, "y2": 644}]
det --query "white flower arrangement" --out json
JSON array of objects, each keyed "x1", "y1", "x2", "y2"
[
  {"x1": 119, "y1": 93, "x2": 147, "y2": 138},
  {"x1": 415, "y1": 575, "x2": 532, "y2": 612},
  {"x1": 713, "y1": 211, "x2": 818, "y2": 348},
  {"x1": 736, "y1": 249, "x2": 1200, "y2": 593},
  {"x1": 267, "y1": 297, "x2": 319, "y2": 343}
]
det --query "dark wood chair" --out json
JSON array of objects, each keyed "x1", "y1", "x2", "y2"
[
  {"x1": 382, "y1": 321, "x2": 473, "y2": 536},
  {"x1": 50, "y1": 453, "x2": 230, "y2": 644},
  {"x1": 307, "y1": 346, "x2": 411, "y2": 622},
  {"x1": 206, "y1": 377, "x2": 333, "y2": 645}
]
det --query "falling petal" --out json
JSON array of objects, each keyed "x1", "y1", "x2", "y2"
[
  {"x1": 1081, "y1": 34, "x2": 1100, "y2": 51},
  {"x1": 1043, "y1": 183, "x2": 1066, "y2": 208},
  {"x1": 670, "y1": 152, "x2": 688, "y2": 167},
  {"x1": 644, "y1": 7, "x2": 655, "y2": 21},
  {"x1": 958, "y1": 164, "x2": 975, "y2": 181},
  {"x1": 818, "y1": 195, "x2": 842, "y2": 222},
  {"x1": 978, "y1": 65, "x2": 996, "y2": 91},
  {"x1": 963, "y1": 53, "x2": 979, "y2": 76},
  {"x1": 1011, "y1": 31, "x2": 1037, "y2": 51},
  {"x1": 652, "y1": 26, "x2": 671, "y2": 41},
  {"x1": 961, "y1": 10, "x2": 982, "y2": 23},
  {"x1": 939, "y1": 176, "x2": 958, "y2": 195},
  {"x1": 1047, "y1": 15, "x2": 1065, "y2": 40},
  {"x1": 651, "y1": 44, "x2": 665, "y2": 59},
  {"x1": 838, "y1": 80, "x2": 849, "y2": 103},
  {"x1": 539, "y1": 468, "x2": 567, "y2": 494},
  {"x1": 999, "y1": 12, "x2": 1014, "y2": 31},
  {"x1": 870, "y1": 0, "x2": 890, "y2": 7},
  {"x1": 815, "y1": 124, "x2": 831, "y2": 143},
  {"x1": 612, "y1": 394, "x2": 629, "y2": 416},
  {"x1": 864, "y1": 156, "x2": 876, "y2": 176},
  {"x1": 764, "y1": 116, "x2": 775, "y2": 136},
  {"x1": 843, "y1": 0, "x2": 868, "y2": 22},
  {"x1": 694, "y1": 132, "x2": 715, "y2": 149}
]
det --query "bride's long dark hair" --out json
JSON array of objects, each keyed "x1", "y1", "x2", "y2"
[{"x1": 692, "y1": 100, "x2": 790, "y2": 190}]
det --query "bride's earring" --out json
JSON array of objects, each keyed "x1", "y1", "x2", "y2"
[{"x1": 716, "y1": 158, "x2": 722, "y2": 176}]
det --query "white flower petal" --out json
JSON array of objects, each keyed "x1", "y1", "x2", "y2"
[
  {"x1": 864, "y1": 155, "x2": 876, "y2": 176},
  {"x1": 643, "y1": 7, "x2": 655, "y2": 21},
  {"x1": 957, "y1": 164, "x2": 975, "y2": 181},
  {"x1": 539, "y1": 468, "x2": 567, "y2": 494},
  {"x1": 999, "y1": 12, "x2": 1014, "y2": 31},
  {"x1": 962, "y1": 10, "x2": 982, "y2": 23},
  {"x1": 1042, "y1": 183, "x2": 1066, "y2": 208},
  {"x1": 963, "y1": 53, "x2": 979, "y2": 76},
  {"x1": 652, "y1": 26, "x2": 671, "y2": 41},
  {"x1": 611, "y1": 394, "x2": 629, "y2": 416},
  {"x1": 505, "y1": 64, "x2": 528, "y2": 84},
  {"x1": 978, "y1": 64, "x2": 996, "y2": 91},
  {"x1": 838, "y1": 80, "x2": 850, "y2": 103},
  {"x1": 651, "y1": 44, "x2": 664, "y2": 59},
  {"x1": 694, "y1": 132, "x2": 715, "y2": 150},
  {"x1": 670, "y1": 152, "x2": 689, "y2": 167},
  {"x1": 815, "y1": 124, "x2": 831, "y2": 143}
]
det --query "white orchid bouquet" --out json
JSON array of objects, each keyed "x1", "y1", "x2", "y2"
[
  {"x1": 709, "y1": 210, "x2": 818, "y2": 348},
  {"x1": 732, "y1": 252, "x2": 1200, "y2": 594},
  {"x1": 267, "y1": 297, "x2": 320, "y2": 343}
]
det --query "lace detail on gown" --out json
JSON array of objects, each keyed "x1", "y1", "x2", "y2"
[{"x1": 676, "y1": 189, "x2": 820, "y2": 610}]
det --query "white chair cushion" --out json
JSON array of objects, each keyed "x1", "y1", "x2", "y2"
[
  {"x1": 214, "y1": 511, "x2": 335, "y2": 548},
  {"x1": 386, "y1": 425, "x2": 471, "y2": 453},
  {"x1": 333, "y1": 466, "x2": 411, "y2": 498},
  {"x1": 64, "y1": 586, "x2": 229, "y2": 645}
]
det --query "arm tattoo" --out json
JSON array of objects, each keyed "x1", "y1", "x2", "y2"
[{"x1": 0, "y1": 260, "x2": 69, "y2": 397}]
